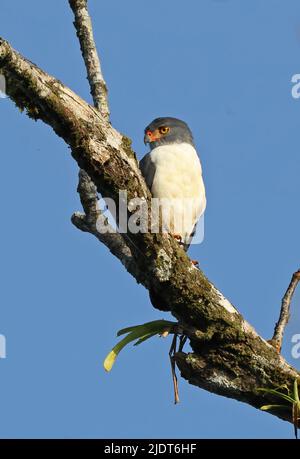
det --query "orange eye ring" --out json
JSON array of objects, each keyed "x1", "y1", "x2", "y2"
[{"x1": 159, "y1": 126, "x2": 170, "y2": 135}]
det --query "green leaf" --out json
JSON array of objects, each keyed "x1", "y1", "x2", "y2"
[
  {"x1": 134, "y1": 332, "x2": 158, "y2": 346},
  {"x1": 260, "y1": 404, "x2": 290, "y2": 411},
  {"x1": 117, "y1": 325, "x2": 143, "y2": 337},
  {"x1": 257, "y1": 388, "x2": 295, "y2": 404},
  {"x1": 104, "y1": 331, "x2": 141, "y2": 372},
  {"x1": 103, "y1": 319, "x2": 178, "y2": 372},
  {"x1": 258, "y1": 379, "x2": 300, "y2": 438},
  {"x1": 117, "y1": 320, "x2": 176, "y2": 337},
  {"x1": 293, "y1": 378, "x2": 299, "y2": 403},
  {"x1": 103, "y1": 350, "x2": 117, "y2": 372}
]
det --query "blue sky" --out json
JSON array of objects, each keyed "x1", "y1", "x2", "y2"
[{"x1": 0, "y1": 0, "x2": 300, "y2": 439}]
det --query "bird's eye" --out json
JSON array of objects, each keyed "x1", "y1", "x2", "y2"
[{"x1": 159, "y1": 126, "x2": 170, "y2": 135}]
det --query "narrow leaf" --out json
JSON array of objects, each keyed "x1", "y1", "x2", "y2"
[
  {"x1": 103, "y1": 330, "x2": 144, "y2": 372},
  {"x1": 257, "y1": 388, "x2": 295, "y2": 404},
  {"x1": 134, "y1": 332, "x2": 158, "y2": 346},
  {"x1": 103, "y1": 350, "x2": 117, "y2": 372},
  {"x1": 117, "y1": 320, "x2": 176, "y2": 337},
  {"x1": 104, "y1": 319, "x2": 178, "y2": 372},
  {"x1": 260, "y1": 404, "x2": 290, "y2": 411},
  {"x1": 117, "y1": 324, "x2": 145, "y2": 337},
  {"x1": 293, "y1": 378, "x2": 299, "y2": 403}
]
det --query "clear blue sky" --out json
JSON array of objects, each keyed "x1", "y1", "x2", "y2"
[{"x1": 0, "y1": 0, "x2": 299, "y2": 439}]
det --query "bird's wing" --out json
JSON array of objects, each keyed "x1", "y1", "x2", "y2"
[{"x1": 139, "y1": 153, "x2": 156, "y2": 191}]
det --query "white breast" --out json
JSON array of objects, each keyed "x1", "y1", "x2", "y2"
[{"x1": 149, "y1": 143, "x2": 206, "y2": 244}]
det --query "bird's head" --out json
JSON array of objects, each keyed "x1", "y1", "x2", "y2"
[{"x1": 144, "y1": 117, "x2": 194, "y2": 150}]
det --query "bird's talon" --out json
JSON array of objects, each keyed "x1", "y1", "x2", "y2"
[{"x1": 172, "y1": 233, "x2": 182, "y2": 243}]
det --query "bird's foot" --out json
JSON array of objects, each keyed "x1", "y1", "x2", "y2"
[{"x1": 172, "y1": 233, "x2": 183, "y2": 243}]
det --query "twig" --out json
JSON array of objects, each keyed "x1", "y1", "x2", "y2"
[
  {"x1": 69, "y1": 0, "x2": 110, "y2": 120},
  {"x1": 178, "y1": 335, "x2": 188, "y2": 352},
  {"x1": 169, "y1": 334, "x2": 180, "y2": 404},
  {"x1": 76, "y1": 168, "x2": 101, "y2": 226},
  {"x1": 270, "y1": 269, "x2": 300, "y2": 352}
]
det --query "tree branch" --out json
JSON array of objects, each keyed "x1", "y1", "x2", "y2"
[
  {"x1": 0, "y1": 36, "x2": 299, "y2": 429},
  {"x1": 69, "y1": 0, "x2": 110, "y2": 120},
  {"x1": 270, "y1": 270, "x2": 300, "y2": 352},
  {"x1": 71, "y1": 169, "x2": 138, "y2": 277},
  {"x1": 68, "y1": 0, "x2": 135, "y2": 273}
]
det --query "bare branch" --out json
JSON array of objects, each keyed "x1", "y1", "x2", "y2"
[
  {"x1": 76, "y1": 168, "x2": 101, "y2": 226},
  {"x1": 69, "y1": 0, "x2": 110, "y2": 120},
  {"x1": 270, "y1": 269, "x2": 300, "y2": 352}
]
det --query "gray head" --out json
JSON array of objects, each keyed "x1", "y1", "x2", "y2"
[{"x1": 144, "y1": 117, "x2": 194, "y2": 150}]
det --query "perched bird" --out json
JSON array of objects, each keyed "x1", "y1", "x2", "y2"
[{"x1": 140, "y1": 117, "x2": 206, "y2": 251}]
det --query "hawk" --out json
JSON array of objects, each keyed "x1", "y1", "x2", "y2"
[{"x1": 140, "y1": 117, "x2": 206, "y2": 251}]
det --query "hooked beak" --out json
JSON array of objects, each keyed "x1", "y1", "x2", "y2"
[{"x1": 144, "y1": 130, "x2": 158, "y2": 145}]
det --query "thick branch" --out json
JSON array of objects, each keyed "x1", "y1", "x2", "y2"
[
  {"x1": 1, "y1": 37, "x2": 299, "y2": 428},
  {"x1": 69, "y1": 0, "x2": 110, "y2": 120}
]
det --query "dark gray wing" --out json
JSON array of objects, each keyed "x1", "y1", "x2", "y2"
[{"x1": 139, "y1": 153, "x2": 156, "y2": 191}]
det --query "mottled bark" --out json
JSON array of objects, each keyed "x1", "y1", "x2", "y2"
[{"x1": 0, "y1": 36, "x2": 299, "y2": 429}]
